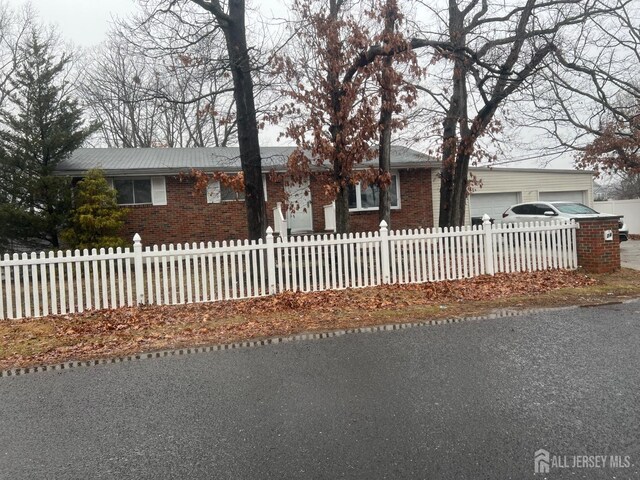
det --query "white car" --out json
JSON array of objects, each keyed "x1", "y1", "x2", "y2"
[{"x1": 500, "y1": 201, "x2": 629, "y2": 241}]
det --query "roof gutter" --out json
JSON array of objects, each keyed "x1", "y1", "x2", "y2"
[{"x1": 54, "y1": 161, "x2": 440, "y2": 177}]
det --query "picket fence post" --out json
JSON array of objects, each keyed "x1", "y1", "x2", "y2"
[
  {"x1": 379, "y1": 220, "x2": 391, "y2": 284},
  {"x1": 482, "y1": 214, "x2": 495, "y2": 275},
  {"x1": 265, "y1": 227, "x2": 277, "y2": 295},
  {"x1": 133, "y1": 234, "x2": 145, "y2": 304}
]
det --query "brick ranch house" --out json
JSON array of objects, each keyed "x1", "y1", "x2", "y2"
[
  {"x1": 56, "y1": 147, "x2": 595, "y2": 246},
  {"x1": 56, "y1": 147, "x2": 437, "y2": 245}
]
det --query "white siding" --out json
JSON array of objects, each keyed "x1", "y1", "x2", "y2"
[
  {"x1": 431, "y1": 168, "x2": 594, "y2": 226},
  {"x1": 539, "y1": 191, "x2": 585, "y2": 203}
]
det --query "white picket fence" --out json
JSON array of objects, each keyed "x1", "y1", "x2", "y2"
[{"x1": 0, "y1": 218, "x2": 578, "y2": 320}]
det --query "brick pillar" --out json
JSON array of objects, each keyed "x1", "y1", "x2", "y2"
[{"x1": 575, "y1": 217, "x2": 621, "y2": 273}]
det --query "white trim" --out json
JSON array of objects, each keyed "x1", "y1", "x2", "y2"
[{"x1": 349, "y1": 173, "x2": 401, "y2": 212}]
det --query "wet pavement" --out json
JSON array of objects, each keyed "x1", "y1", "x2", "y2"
[
  {"x1": 1, "y1": 303, "x2": 640, "y2": 479},
  {"x1": 621, "y1": 239, "x2": 640, "y2": 270}
]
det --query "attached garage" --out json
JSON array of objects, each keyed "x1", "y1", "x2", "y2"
[
  {"x1": 539, "y1": 190, "x2": 586, "y2": 203},
  {"x1": 431, "y1": 167, "x2": 595, "y2": 226},
  {"x1": 469, "y1": 192, "x2": 519, "y2": 221}
]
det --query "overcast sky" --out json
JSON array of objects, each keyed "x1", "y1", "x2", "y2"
[
  {"x1": 16, "y1": 0, "x2": 288, "y2": 47},
  {"x1": 14, "y1": 0, "x2": 140, "y2": 47}
]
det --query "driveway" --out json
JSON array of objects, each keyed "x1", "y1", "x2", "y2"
[
  {"x1": 1, "y1": 303, "x2": 640, "y2": 479},
  {"x1": 621, "y1": 239, "x2": 640, "y2": 269}
]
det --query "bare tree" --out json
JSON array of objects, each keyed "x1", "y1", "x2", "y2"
[
  {"x1": 516, "y1": 0, "x2": 639, "y2": 174},
  {"x1": 0, "y1": 2, "x2": 33, "y2": 109},
  {"x1": 81, "y1": 38, "x2": 162, "y2": 148},
  {"x1": 104, "y1": 0, "x2": 268, "y2": 240},
  {"x1": 81, "y1": 21, "x2": 237, "y2": 148},
  {"x1": 181, "y1": 0, "x2": 266, "y2": 240},
  {"x1": 408, "y1": 0, "x2": 619, "y2": 227},
  {"x1": 610, "y1": 172, "x2": 640, "y2": 199}
]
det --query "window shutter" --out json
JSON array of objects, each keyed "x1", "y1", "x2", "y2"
[
  {"x1": 263, "y1": 174, "x2": 268, "y2": 202},
  {"x1": 207, "y1": 180, "x2": 221, "y2": 203},
  {"x1": 151, "y1": 177, "x2": 167, "y2": 206}
]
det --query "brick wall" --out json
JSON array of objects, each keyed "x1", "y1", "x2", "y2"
[
  {"x1": 342, "y1": 169, "x2": 433, "y2": 233},
  {"x1": 121, "y1": 169, "x2": 434, "y2": 245},
  {"x1": 575, "y1": 217, "x2": 621, "y2": 273},
  {"x1": 121, "y1": 176, "x2": 248, "y2": 246}
]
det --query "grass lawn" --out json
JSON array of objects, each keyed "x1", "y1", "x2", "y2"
[{"x1": 2, "y1": 268, "x2": 640, "y2": 370}]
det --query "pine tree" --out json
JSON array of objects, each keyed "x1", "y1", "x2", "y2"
[
  {"x1": 61, "y1": 169, "x2": 128, "y2": 250},
  {"x1": 0, "y1": 31, "x2": 98, "y2": 250}
]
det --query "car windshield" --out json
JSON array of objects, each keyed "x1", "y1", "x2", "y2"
[{"x1": 551, "y1": 203, "x2": 598, "y2": 214}]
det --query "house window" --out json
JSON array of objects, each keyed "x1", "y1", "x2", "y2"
[
  {"x1": 108, "y1": 177, "x2": 167, "y2": 206},
  {"x1": 348, "y1": 174, "x2": 400, "y2": 211},
  {"x1": 207, "y1": 175, "x2": 267, "y2": 203},
  {"x1": 221, "y1": 183, "x2": 245, "y2": 202},
  {"x1": 113, "y1": 178, "x2": 152, "y2": 205}
]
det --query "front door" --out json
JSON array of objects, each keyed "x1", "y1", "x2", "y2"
[{"x1": 285, "y1": 179, "x2": 313, "y2": 233}]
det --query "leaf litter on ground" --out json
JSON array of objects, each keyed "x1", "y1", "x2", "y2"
[{"x1": 2, "y1": 269, "x2": 633, "y2": 370}]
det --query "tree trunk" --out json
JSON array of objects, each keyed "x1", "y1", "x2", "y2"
[
  {"x1": 438, "y1": 119, "x2": 459, "y2": 227},
  {"x1": 335, "y1": 183, "x2": 350, "y2": 234},
  {"x1": 378, "y1": 121, "x2": 391, "y2": 227},
  {"x1": 333, "y1": 148, "x2": 351, "y2": 234},
  {"x1": 450, "y1": 152, "x2": 470, "y2": 226},
  {"x1": 221, "y1": 0, "x2": 267, "y2": 240},
  {"x1": 377, "y1": 0, "x2": 396, "y2": 228},
  {"x1": 439, "y1": 4, "x2": 467, "y2": 228},
  {"x1": 328, "y1": 0, "x2": 351, "y2": 235},
  {"x1": 438, "y1": 164, "x2": 454, "y2": 227}
]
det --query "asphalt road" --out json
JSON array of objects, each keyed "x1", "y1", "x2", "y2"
[
  {"x1": 621, "y1": 239, "x2": 640, "y2": 270},
  {"x1": 1, "y1": 302, "x2": 640, "y2": 479}
]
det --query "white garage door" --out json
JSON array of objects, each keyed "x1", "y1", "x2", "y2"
[
  {"x1": 469, "y1": 192, "x2": 519, "y2": 220},
  {"x1": 539, "y1": 191, "x2": 585, "y2": 203}
]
